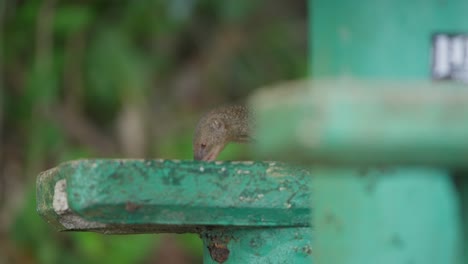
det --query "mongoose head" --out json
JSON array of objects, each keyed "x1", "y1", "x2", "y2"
[{"x1": 193, "y1": 115, "x2": 228, "y2": 161}]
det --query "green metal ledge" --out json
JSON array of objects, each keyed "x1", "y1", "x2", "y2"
[
  {"x1": 251, "y1": 79, "x2": 468, "y2": 167},
  {"x1": 36, "y1": 159, "x2": 312, "y2": 234}
]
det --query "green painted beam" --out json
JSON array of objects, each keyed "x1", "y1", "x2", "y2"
[
  {"x1": 36, "y1": 159, "x2": 312, "y2": 234},
  {"x1": 251, "y1": 79, "x2": 468, "y2": 167}
]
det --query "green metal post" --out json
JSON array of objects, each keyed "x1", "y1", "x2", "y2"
[
  {"x1": 303, "y1": 0, "x2": 468, "y2": 263},
  {"x1": 313, "y1": 167, "x2": 460, "y2": 264}
]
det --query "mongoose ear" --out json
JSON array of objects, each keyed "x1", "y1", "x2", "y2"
[{"x1": 211, "y1": 118, "x2": 225, "y2": 131}]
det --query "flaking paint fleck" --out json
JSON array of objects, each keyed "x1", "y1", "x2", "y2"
[{"x1": 266, "y1": 167, "x2": 288, "y2": 177}]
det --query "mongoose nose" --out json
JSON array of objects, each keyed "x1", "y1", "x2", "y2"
[{"x1": 194, "y1": 148, "x2": 205, "y2": 161}]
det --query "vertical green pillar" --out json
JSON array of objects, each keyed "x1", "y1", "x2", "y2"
[
  {"x1": 313, "y1": 167, "x2": 460, "y2": 264},
  {"x1": 310, "y1": 0, "x2": 468, "y2": 78},
  {"x1": 309, "y1": 1, "x2": 467, "y2": 263}
]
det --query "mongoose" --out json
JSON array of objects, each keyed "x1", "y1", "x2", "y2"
[{"x1": 193, "y1": 105, "x2": 253, "y2": 161}]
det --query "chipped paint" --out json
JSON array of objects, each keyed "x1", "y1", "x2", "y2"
[
  {"x1": 266, "y1": 167, "x2": 288, "y2": 177},
  {"x1": 53, "y1": 179, "x2": 69, "y2": 213},
  {"x1": 52, "y1": 179, "x2": 107, "y2": 230}
]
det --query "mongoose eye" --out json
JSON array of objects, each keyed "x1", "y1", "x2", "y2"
[{"x1": 200, "y1": 143, "x2": 206, "y2": 149}]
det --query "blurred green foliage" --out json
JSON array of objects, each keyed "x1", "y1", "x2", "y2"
[{"x1": 1, "y1": 0, "x2": 306, "y2": 263}]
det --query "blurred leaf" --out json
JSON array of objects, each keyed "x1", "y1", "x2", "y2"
[
  {"x1": 219, "y1": 0, "x2": 259, "y2": 23},
  {"x1": 72, "y1": 232, "x2": 156, "y2": 264},
  {"x1": 158, "y1": 131, "x2": 193, "y2": 159},
  {"x1": 54, "y1": 6, "x2": 94, "y2": 35},
  {"x1": 87, "y1": 28, "x2": 149, "y2": 107},
  {"x1": 85, "y1": 30, "x2": 127, "y2": 122},
  {"x1": 59, "y1": 147, "x2": 94, "y2": 163},
  {"x1": 16, "y1": 0, "x2": 41, "y2": 27},
  {"x1": 177, "y1": 234, "x2": 204, "y2": 258}
]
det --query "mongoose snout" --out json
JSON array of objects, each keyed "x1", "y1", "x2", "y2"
[{"x1": 193, "y1": 105, "x2": 253, "y2": 161}]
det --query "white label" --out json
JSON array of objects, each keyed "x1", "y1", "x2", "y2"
[{"x1": 432, "y1": 33, "x2": 468, "y2": 82}]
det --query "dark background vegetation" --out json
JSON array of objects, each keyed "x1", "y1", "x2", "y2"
[{"x1": 0, "y1": 1, "x2": 307, "y2": 263}]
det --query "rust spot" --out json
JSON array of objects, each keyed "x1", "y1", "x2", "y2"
[
  {"x1": 207, "y1": 237, "x2": 230, "y2": 263},
  {"x1": 208, "y1": 243, "x2": 229, "y2": 263},
  {"x1": 125, "y1": 201, "x2": 141, "y2": 212}
]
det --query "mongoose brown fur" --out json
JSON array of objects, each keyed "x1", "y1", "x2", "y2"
[{"x1": 193, "y1": 105, "x2": 253, "y2": 161}]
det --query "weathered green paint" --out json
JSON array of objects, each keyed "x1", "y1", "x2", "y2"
[
  {"x1": 37, "y1": 159, "x2": 312, "y2": 232},
  {"x1": 313, "y1": 167, "x2": 461, "y2": 264},
  {"x1": 251, "y1": 79, "x2": 468, "y2": 167},
  {"x1": 310, "y1": 0, "x2": 468, "y2": 78},
  {"x1": 201, "y1": 227, "x2": 312, "y2": 263},
  {"x1": 36, "y1": 159, "x2": 314, "y2": 263}
]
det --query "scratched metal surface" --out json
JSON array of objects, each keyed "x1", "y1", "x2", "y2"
[
  {"x1": 36, "y1": 159, "x2": 312, "y2": 233},
  {"x1": 313, "y1": 167, "x2": 461, "y2": 264},
  {"x1": 201, "y1": 227, "x2": 312, "y2": 264}
]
